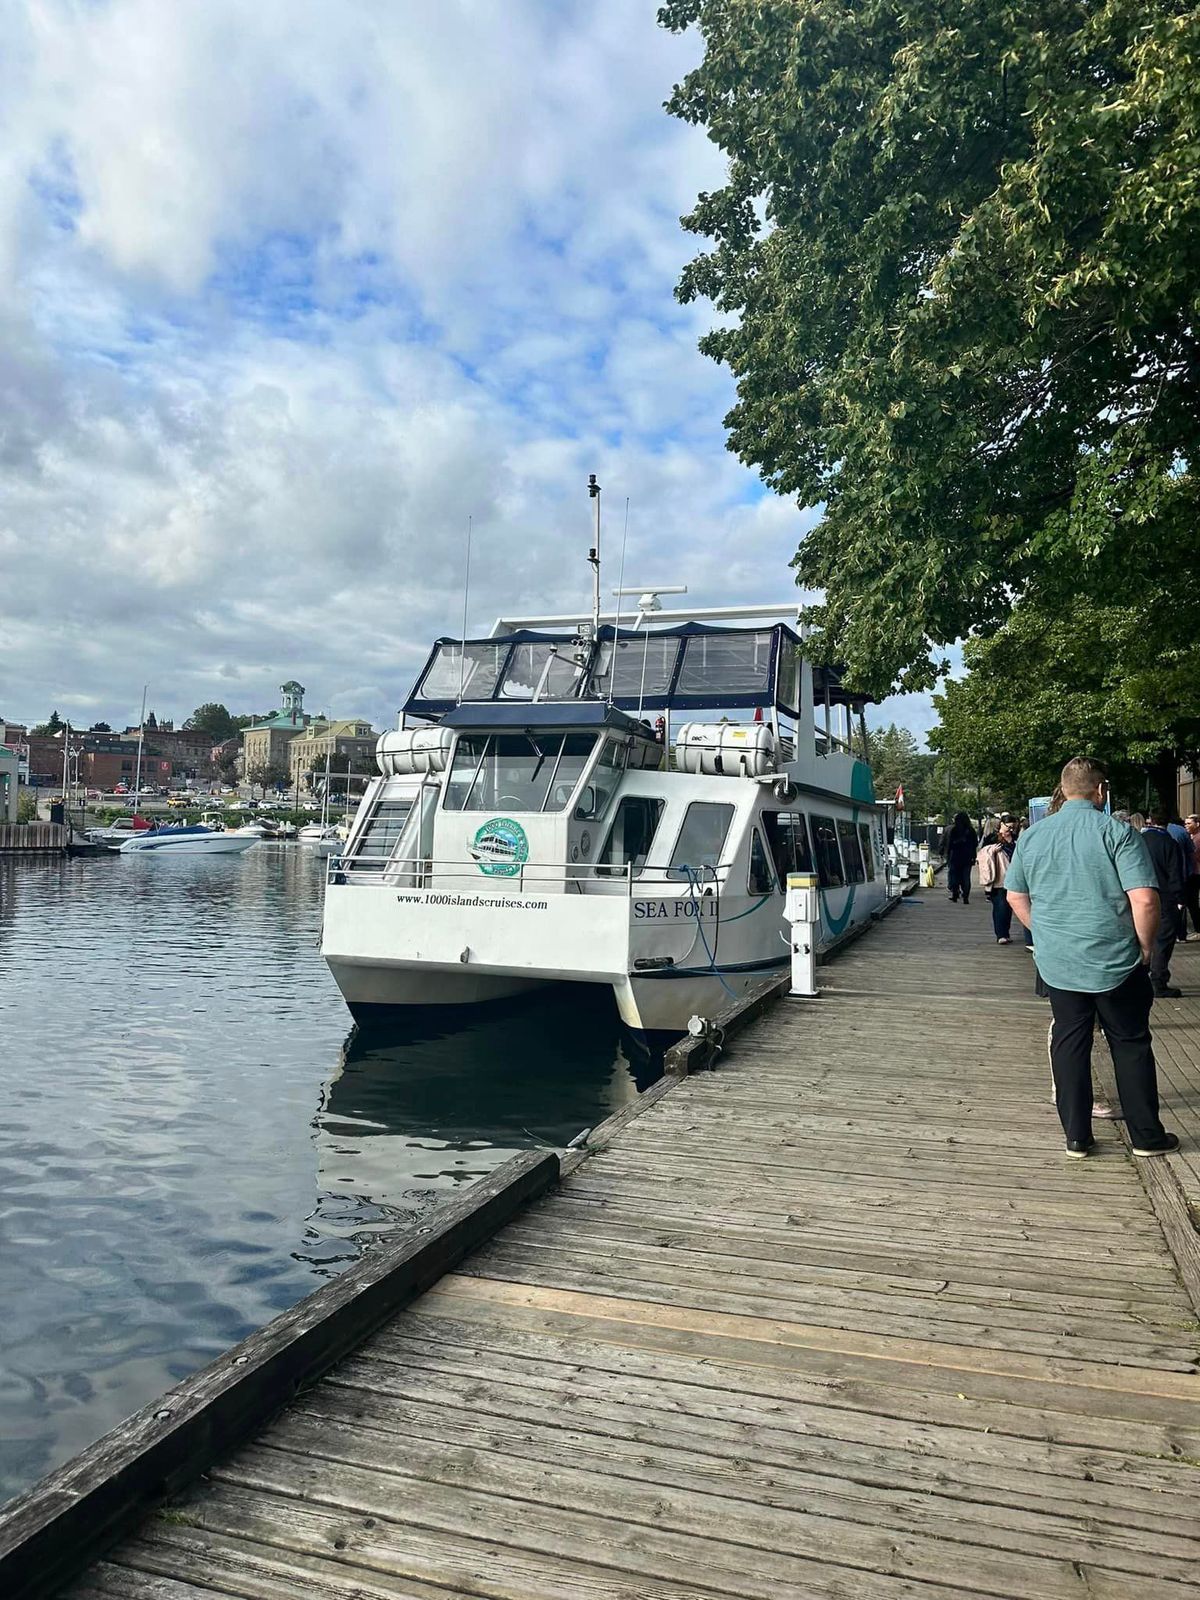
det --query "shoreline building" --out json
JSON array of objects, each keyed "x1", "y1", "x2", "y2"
[
  {"x1": 287, "y1": 718, "x2": 377, "y2": 792},
  {"x1": 241, "y1": 682, "x2": 311, "y2": 775}
]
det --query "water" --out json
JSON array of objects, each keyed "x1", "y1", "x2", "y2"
[{"x1": 0, "y1": 847, "x2": 652, "y2": 1503}]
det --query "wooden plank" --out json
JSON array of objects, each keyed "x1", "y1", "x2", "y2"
[
  {"x1": 0, "y1": 1149, "x2": 559, "y2": 1600},
  {"x1": 662, "y1": 972, "x2": 790, "y2": 1074},
  {"x1": 275, "y1": 1394, "x2": 1200, "y2": 1572}
]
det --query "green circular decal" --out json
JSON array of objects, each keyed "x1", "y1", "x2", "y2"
[{"x1": 471, "y1": 816, "x2": 530, "y2": 878}]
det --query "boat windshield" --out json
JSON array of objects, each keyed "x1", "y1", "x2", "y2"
[
  {"x1": 498, "y1": 643, "x2": 587, "y2": 701},
  {"x1": 444, "y1": 733, "x2": 598, "y2": 813},
  {"x1": 416, "y1": 642, "x2": 508, "y2": 702},
  {"x1": 590, "y1": 636, "x2": 680, "y2": 700}
]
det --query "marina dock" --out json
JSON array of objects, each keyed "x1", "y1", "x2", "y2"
[{"x1": 6, "y1": 891, "x2": 1200, "y2": 1598}]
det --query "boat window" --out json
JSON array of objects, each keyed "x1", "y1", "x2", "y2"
[
  {"x1": 837, "y1": 819, "x2": 866, "y2": 883},
  {"x1": 858, "y1": 821, "x2": 877, "y2": 881},
  {"x1": 810, "y1": 814, "x2": 845, "y2": 888},
  {"x1": 762, "y1": 812, "x2": 814, "y2": 882},
  {"x1": 443, "y1": 733, "x2": 594, "y2": 813},
  {"x1": 748, "y1": 827, "x2": 776, "y2": 895},
  {"x1": 574, "y1": 738, "x2": 626, "y2": 820},
  {"x1": 591, "y1": 636, "x2": 680, "y2": 700},
  {"x1": 498, "y1": 643, "x2": 586, "y2": 701},
  {"x1": 417, "y1": 642, "x2": 507, "y2": 702},
  {"x1": 351, "y1": 795, "x2": 414, "y2": 871},
  {"x1": 443, "y1": 735, "x2": 488, "y2": 810},
  {"x1": 596, "y1": 796, "x2": 664, "y2": 877},
  {"x1": 667, "y1": 802, "x2": 735, "y2": 880},
  {"x1": 776, "y1": 643, "x2": 801, "y2": 714},
  {"x1": 546, "y1": 734, "x2": 598, "y2": 810},
  {"x1": 675, "y1": 630, "x2": 774, "y2": 699}
]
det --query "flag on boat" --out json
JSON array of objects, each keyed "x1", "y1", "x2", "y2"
[{"x1": 895, "y1": 783, "x2": 905, "y2": 809}]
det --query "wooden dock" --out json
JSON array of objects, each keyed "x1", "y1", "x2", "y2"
[
  {"x1": 7, "y1": 890, "x2": 1200, "y2": 1598},
  {"x1": 0, "y1": 823, "x2": 68, "y2": 853}
]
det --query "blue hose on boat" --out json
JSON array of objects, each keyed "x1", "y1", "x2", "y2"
[{"x1": 683, "y1": 864, "x2": 738, "y2": 1002}]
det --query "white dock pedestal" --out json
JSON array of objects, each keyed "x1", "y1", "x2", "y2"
[{"x1": 785, "y1": 871, "x2": 820, "y2": 999}]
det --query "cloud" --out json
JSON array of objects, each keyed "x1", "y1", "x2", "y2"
[{"x1": 0, "y1": 0, "x2": 920, "y2": 738}]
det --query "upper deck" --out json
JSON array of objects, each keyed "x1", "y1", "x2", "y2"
[{"x1": 403, "y1": 615, "x2": 869, "y2": 732}]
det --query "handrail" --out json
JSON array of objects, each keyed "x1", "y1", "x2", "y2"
[{"x1": 328, "y1": 852, "x2": 729, "y2": 896}]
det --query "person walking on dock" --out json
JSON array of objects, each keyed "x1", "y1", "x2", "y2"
[
  {"x1": 942, "y1": 811, "x2": 978, "y2": 905},
  {"x1": 978, "y1": 820, "x2": 1016, "y2": 942},
  {"x1": 1004, "y1": 757, "x2": 1177, "y2": 1159},
  {"x1": 1187, "y1": 815, "x2": 1200, "y2": 937},
  {"x1": 1142, "y1": 811, "x2": 1187, "y2": 997}
]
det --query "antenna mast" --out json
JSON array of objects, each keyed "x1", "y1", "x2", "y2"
[
  {"x1": 457, "y1": 514, "x2": 473, "y2": 705},
  {"x1": 587, "y1": 474, "x2": 601, "y2": 640}
]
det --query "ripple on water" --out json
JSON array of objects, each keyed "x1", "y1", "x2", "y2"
[{"x1": 0, "y1": 848, "x2": 655, "y2": 1501}]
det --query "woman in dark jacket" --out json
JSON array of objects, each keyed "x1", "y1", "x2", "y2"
[{"x1": 942, "y1": 812, "x2": 978, "y2": 905}]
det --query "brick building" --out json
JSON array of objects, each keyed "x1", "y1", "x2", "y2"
[{"x1": 82, "y1": 750, "x2": 172, "y2": 790}]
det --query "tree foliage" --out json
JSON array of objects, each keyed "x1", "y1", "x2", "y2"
[
  {"x1": 931, "y1": 591, "x2": 1200, "y2": 808},
  {"x1": 31, "y1": 710, "x2": 64, "y2": 736},
  {"x1": 184, "y1": 703, "x2": 238, "y2": 741},
  {"x1": 660, "y1": 0, "x2": 1200, "y2": 697},
  {"x1": 246, "y1": 761, "x2": 290, "y2": 796}
]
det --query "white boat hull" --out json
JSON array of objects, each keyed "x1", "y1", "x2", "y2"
[
  {"x1": 118, "y1": 833, "x2": 260, "y2": 855},
  {"x1": 326, "y1": 959, "x2": 541, "y2": 1012}
]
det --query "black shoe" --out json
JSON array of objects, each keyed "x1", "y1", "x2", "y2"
[
  {"x1": 1065, "y1": 1138, "x2": 1094, "y2": 1159},
  {"x1": 1132, "y1": 1132, "x2": 1180, "y2": 1157},
  {"x1": 1153, "y1": 985, "x2": 1183, "y2": 998}
]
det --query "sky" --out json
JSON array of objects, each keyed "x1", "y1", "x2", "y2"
[{"x1": 0, "y1": 0, "x2": 933, "y2": 742}]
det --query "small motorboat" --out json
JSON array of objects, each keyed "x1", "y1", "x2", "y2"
[
  {"x1": 299, "y1": 823, "x2": 343, "y2": 857},
  {"x1": 86, "y1": 814, "x2": 155, "y2": 849},
  {"x1": 118, "y1": 825, "x2": 260, "y2": 856}
]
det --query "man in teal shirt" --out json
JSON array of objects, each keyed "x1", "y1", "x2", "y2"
[{"x1": 1005, "y1": 757, "x2": 1177, "y2": 1158}]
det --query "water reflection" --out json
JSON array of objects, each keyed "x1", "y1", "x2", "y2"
[
  {"x1": 0, "y1": 850, "x2": 656, "y2": 1502},
  {"x1": 302, "y1": 987, "x2": 657, "y2": 1265}
]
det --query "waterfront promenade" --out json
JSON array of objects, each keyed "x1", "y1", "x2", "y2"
[{"x1": 9, "y1": 890, "x2": 1200, "y2": 1597}]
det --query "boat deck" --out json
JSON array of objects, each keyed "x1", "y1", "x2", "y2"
[{"x1": 17, "y1": 891, "x2": 1200, "y2": 1598}]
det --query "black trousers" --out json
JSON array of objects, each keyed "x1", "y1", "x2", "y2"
[
  {"x1": 1151, "y1": 916, "x2": 1177, "y2": 994},
  {"x1": 947, "y1": 862, "x2": 971, "y2": 902},
  {"x1": 1045, "y1": 964, "x2": 1167, "y2": 1149},
  {"x1": 1188, "y1": 874, "x2": 1200, "y2": 936}
]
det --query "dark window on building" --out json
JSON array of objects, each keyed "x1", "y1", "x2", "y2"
[
  {"x1": 837, "y1": 818, "x2": 865, "y2": 883},
  {"x1": 810, "y1": 814, "x2": 845, "y2": 888},
  {"x1": 762, "y1": 812, "x2": 814, "y2": 882},
  {"x1": 748, "y1": 827, "x2": 776, "y2": 894},
  {"x1": 596, "y1": 796, "x2": 664, "y2": 877}
]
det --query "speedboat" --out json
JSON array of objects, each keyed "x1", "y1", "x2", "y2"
[
  {"x1": 321, "y1": 552, "x2": 893, "y2": 1038},
  {"x1": 118, "y1": 825, "x2": 260, "y2": 856}
]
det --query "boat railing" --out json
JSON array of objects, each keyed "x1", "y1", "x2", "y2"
[{"x1": 327, "y1": 853, "x2": 729, "y2": 897}]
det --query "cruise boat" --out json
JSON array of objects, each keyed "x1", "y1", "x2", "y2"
[{"x1": 321, "y1": 574, "x2": 890, "y2": 1039}]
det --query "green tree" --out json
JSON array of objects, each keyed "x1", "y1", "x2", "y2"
[
  {"x1": 184, "y1": 703, "x2": 238, "y2": 741},
  {"x1": 31, "y1": 710, "x2": 64, "y2": 736},
  {"x1": 660, "y1": 0, "x2": 1200, "y2": 698},
  {"x1": 931, "y1": 592, "x2": 1200, "y2": 810},
  {"x1": 246, "y1": 760, "x2": 289, "y2": 798},
  {"x1": 88, "y1": 721, "x2": 112, "y2": 732}
]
